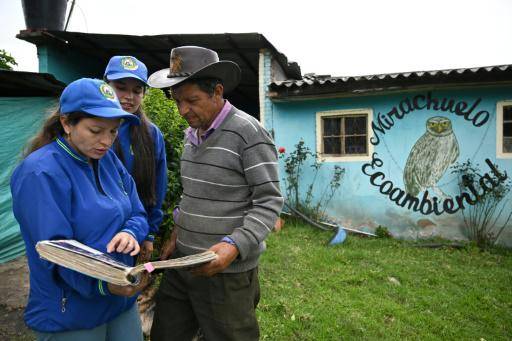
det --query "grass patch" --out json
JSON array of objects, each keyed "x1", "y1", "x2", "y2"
[{"x1": 258, "y1": 222, "x2": 512, "y2": 340}]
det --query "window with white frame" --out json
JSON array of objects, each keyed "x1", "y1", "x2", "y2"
[
  {"x1": 316, "y1": 109, "x2": 373, "y2": 161},
  {"x1": 497, "y1": 101, "x2": 512, "y2": 158}
]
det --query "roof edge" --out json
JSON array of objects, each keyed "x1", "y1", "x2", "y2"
[
  {"x1": 270, "y1": 64, "x2": 512, "y2": 98},
  {"x1": 16, "y1": 30, "x2": 302, "y2": 80}
]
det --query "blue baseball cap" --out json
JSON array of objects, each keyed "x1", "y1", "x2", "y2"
[
  {"x1": 60, "y1": 78, "x2": 140, "y2": 125},
  {"x1": 104, "y1": 56, "x2": 148, "y2": 85}
]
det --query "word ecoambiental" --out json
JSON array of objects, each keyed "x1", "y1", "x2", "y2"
[{"x1": 363, "y1": 153, "x2": 508, "y2": 216}]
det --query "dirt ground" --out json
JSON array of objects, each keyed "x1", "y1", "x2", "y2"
[
  {"x1": 0, "y1": 256, "x2": 157, "y2": 340},
  {"x1": 0, "y1": 257, "x2": 197, "y2": 340},
  {"x1": 0, "y1": 256, "x2": 34, "y2": 340}
]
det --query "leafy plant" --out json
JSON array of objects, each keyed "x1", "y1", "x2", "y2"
[
  {"x1": 279, "y1": 140, "x2": 345, "y2": 221},
  {"x1": 143, "y1": 88, "x2": 187, "y2": 235},
  {"x1": 451, "y1": 159, "x2": 512, "y2": 249},
  {"x1": 375, "y1": 225, "x2": 392, "y2": 238},
  {"x1": 0, "y1": 49, "x2": 18, "y2": 70}
]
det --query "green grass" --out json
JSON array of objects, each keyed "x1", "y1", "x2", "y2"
[{"x1": 258, "y1": 222, "x2": 512, "y2": 340}]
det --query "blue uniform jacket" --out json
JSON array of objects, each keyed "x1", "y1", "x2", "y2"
[
  {"x1": 10, "y1": 136, "x2": 149, "y2": 332},
  {"x1": 116, "y1": 121, "x2": 167, "y2": 240}
]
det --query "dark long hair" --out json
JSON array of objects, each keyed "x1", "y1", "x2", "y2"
[
  {"x1": 24, "y1": 110, "x2": 88, "y2": 157},
  {"x1": 115, "y1": 107, "x2": 157, "y2": 208}
]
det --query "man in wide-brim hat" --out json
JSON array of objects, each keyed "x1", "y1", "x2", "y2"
[{"x1": 149, "y1": 46, "x2": 283, "y2": 341}]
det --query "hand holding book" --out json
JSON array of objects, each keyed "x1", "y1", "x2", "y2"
[
  {"x1": 36, "y1": 240, "x2": 218, "y2": 286},
  {"x1": 108, "y1": 272, "x2": 151, "y2": 297},
  {"x1": 190, "y1": 240, "x2": 239, "y2": 277}
]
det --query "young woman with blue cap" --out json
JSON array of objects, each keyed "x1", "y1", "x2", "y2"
[
  {"x1": 10, "y1": 78, "x2": 149, "y2": 340},
  {"x1": 104, "y1": 56, "x2": 167, "y2": 262}
]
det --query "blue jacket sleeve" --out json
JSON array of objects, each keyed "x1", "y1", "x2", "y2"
[
  {"x1": 116, "y1": 157, "x2": 150, "y2": 244},
  {"x1": 11, "y1": 170, "x2": 110, "y2": 298},
  {"x1": 145, "y1": 128, "x2": 167, "y2": 240}
]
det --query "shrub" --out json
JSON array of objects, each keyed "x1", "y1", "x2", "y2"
[
  {"x1": 279, "y1": 139, "x2": 345, "y2": 221},
  {"x1": 142, "y1": 88, "x2": 188, "y2": 236},
  {"x1": 375, "y1": 225, "x2": 392, "y2": 238},
  {"x1": 451, "y1": 159, "x2": 512, "y2": 249}
]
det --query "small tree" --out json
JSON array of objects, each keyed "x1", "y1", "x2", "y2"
[
  {"x1": 279, "y1": 139, "x2": 345, "y2": 221},
  {"x1": 0, "y1": 49, "x2": 18, "y2": 70},
  {"x1": 451, "y1": 159, "x2": 512, "y2": 249},
  {"x1": 142, "y1": 88, "x2": 188, "y2": 234}
]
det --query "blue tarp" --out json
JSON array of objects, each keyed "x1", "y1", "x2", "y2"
[{"x1": 0, "y1": 97, "x2": 57, "y2": 263}]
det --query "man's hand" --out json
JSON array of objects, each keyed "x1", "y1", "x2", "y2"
[
  {"x1": 107, "y1": 273, "x2": 150, "y2": 297},
  {"x1": 107, "y1": 232, "x2": 140, "y2": 256},
  {"x1": 191, "y1": 242, "x2": 239, "y2": 277},
  {"x1": 138, "y1": 240, "x2": 154, "y2": 263},
  {"x1": 159, "y1": 229, "x2": 177, "y2": 260}
]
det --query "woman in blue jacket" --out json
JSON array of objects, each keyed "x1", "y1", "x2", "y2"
[
  {"x1": 10, "y1": 78, "x2": 150, "y2": 340},
  {"x1": 104, "y1": 56, "x2": 167, "y2": 262}
]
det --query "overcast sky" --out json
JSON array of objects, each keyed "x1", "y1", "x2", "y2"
[{"x1": 1, "y1": 0, "x2": 511, "y2": 77}]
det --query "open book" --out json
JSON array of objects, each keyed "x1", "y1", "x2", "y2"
[{"x1": 36, "y1": 240, "x2": 217, "y2": 286}]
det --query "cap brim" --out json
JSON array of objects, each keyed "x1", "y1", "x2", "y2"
[
  {"x1": 148, "y1": 61, "x2": 241, "y2": 94},
  {"x1": 105, "y1": 72, "x2": 148, "y2": 86},
  {"x1": 84, "y1": 106, "x2": 140, "y2": 125},
  {"x1": 147, "y1": 69, "x2": 187, "y2": 89}
]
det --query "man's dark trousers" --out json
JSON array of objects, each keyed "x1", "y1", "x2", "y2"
[{"x1": 151, "y1": 263, "x2": 260, "y2": 341}]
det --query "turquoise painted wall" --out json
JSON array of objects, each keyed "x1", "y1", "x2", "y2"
[
  {"x1": 38, "y1": 45, "x2": 104, "y2": 84},
  {"x1": 270, "y1": 86, "x2": 512, "y2": 245}
]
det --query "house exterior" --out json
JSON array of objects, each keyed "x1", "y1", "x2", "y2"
[
  {"x1": 7, "y1": 29, "x2": 512, "y2": 250},
  {"x1": 265, "y1": 65, "x2": 512, "y2": 245}
]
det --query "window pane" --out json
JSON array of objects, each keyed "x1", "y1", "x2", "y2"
[
  {"x1": 345, "y1": 136, "x2": 367, "y2": 154},
  {"x1": 345, "y1": 116, "x2": 367, "y2": 135},
  {"x1": 504, "y1": 106, "x2": 512, "y2": 121},
  {"x1": 504, "y1": 122, "x2": 512, "y2": 137},
  {"x1": 323, "y1": 118, "x2": 341, "y2": 136},
  {"x1": 324, "y1": 137, "x2": 341, "y2": 154},
  {"x1": 504, "y1": 137, "x2": 512, "y2": 153}
]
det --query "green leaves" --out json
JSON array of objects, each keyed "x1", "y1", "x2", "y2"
[
  {"x1": 0, "y1": 49, "x2": 18, "y2": 70},
  {"x1": 143, "y1": 88, "x2": 188, "y2": 232}
]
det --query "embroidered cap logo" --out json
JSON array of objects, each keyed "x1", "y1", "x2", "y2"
[
  {"x1": 99, "y1": 83, "x2": 116, "y2": 100},
  {"x1": 121, "y1": 57, "x2": 138, "y2": 70}
]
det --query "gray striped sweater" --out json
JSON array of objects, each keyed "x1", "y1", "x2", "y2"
[{"x1": 176, "y1": 106, "x2": 283, "y2": 273}]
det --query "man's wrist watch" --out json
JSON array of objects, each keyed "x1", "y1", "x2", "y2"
[{"x1": 221, "y1": 236, "x2": 237, "y2": 248}]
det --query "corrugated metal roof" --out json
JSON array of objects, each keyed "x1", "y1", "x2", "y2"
[
  {"x1": 0, "y1": 70, "x2": 65, "y2": 96},
  {"x1": 270, "y1": 64, "x2": 512, "y2": 99},
  {"x1": 17, "y1": 30, "x2": 301, "y2": 80},
  {"x1": 16, "y1": 30, "x2": 301, "y2": 114}
]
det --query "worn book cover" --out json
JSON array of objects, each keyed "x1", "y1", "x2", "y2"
[{"x1": 36, "y1": 240, "x2": 217, "y2": 286}]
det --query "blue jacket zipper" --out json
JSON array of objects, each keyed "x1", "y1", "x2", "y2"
[{"x1": 61, "y1": 288, "x2": 67, "y2": 313}]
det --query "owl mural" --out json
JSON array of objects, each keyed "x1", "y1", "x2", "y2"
[{"x1": 403, "y1": 116, "x2": 459, "y2": 197}]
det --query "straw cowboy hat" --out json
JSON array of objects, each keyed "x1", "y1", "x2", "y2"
[{"x1": 148, "y1": 46, "x2": 241, "y2": 93}]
